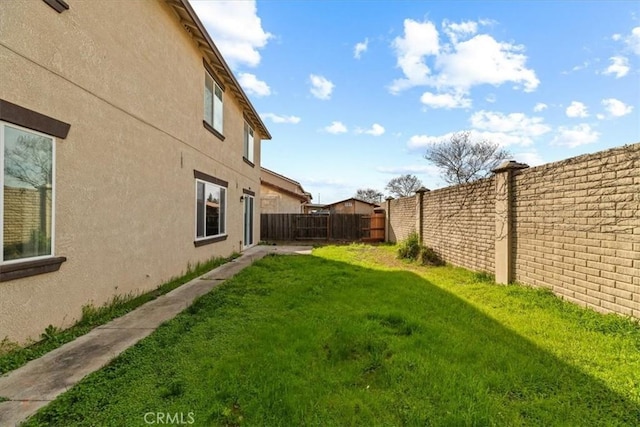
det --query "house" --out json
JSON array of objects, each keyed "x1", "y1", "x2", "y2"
[
  {"x1": 0, "y1": 0, "x2": 270, "y2": 344},
  {"x1": 326, "y1": 198, "x2": 380, "y2": 215},
  {"x1": 260, "y1": 167, "x2": 311, "y2": 213},
  {"x1": 303, "y1": 203, "x2": 328, "y2": 214}
]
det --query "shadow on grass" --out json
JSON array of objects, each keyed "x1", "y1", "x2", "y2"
[{"x1": 23, "y1": 254, "x2": 640, "y2": 426}]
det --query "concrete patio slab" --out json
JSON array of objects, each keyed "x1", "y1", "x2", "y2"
[{"x1": 0, "y1": 244, "x2": 312, "y2": 426}]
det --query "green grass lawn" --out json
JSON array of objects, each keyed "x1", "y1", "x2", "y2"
[{"x1": 23, "y1": 245, "x2": 640, "y2": 426}]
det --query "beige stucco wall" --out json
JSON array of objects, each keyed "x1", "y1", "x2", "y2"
[
  {"x1": 330, "y1": 200, "x2": 376, "y2": 215},
  {"x1": 0, "y1": 0, "x2": 264, "y2": 344},
  {"x1": 260, "y1": 185, "x2": 304, "y2": 213}
]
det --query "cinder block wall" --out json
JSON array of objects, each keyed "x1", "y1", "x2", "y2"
[
  {"x1": 386, "y1": 142, "x2": 640, "y2": 319},
  {"x1": 513, "y1": 143, "x2": 640, "y2": 316},
  {"x1": 387, "y1": 196, "x2": 416, "y2": 242},
  {"x1": 422, "y1": 178, "x2": 495, "y2": 273}
]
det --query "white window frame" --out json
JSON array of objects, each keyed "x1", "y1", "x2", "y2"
[
  {"x1": 194, "y1": 178, "x2": 227, "y2": 241},
  {"x1": 244, "y1": 121, "x2": 254, "y2": 163},
  {"x1": 204, "y1": 71, "x2": 223, "y2": 134},
  {"x1": 0, "y1": 121, "x2": 56, "y2": 265}
]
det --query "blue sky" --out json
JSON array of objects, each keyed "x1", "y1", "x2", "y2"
[{"x1": 190, "y1": 0, "x2": 640, "y2": 204}]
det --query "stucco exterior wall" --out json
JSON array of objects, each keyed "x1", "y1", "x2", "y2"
[
  {"x1": 260, "y1": 186, "x2": 304, "y2": 213},
  {"x1": 0, "y1": 0, "x2": 264, "y2": 343},
  {"x1": 330, "y1": 200, "x2": 376, "y2": 215}
]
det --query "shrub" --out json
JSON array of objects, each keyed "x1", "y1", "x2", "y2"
[
  {"x1": 398, "y1": 233, "x2": 444, "y2": 266},
  {"x1": 419, "y1": 246, "x2": 445, "y2": 266},
  {"x1": 397, "y1": 232, "x2": 421, "y2": 260}
]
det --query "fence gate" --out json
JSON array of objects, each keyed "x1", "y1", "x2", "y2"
[{"x1": 362, "y1": 212, "x2": 385, "y2": 242}]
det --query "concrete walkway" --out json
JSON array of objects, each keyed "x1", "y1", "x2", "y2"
[{"x1": 0, "y1": 245, "x2": 311, "y2": 426}]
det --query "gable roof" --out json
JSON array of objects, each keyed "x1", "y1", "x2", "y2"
[
  {"x1": 261, "y1": 167, "x2": 312, "y2": 202},
  {"x1": 325, "y1": 197, "x2": 380, "y2": 207},
  {"x1": 165, "y1": 0, "x2": 271, "y2": 140}
]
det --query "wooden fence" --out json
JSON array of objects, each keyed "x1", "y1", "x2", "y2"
[{"x1": 260, "y1": 213, "x2": 385, "y2": 242}]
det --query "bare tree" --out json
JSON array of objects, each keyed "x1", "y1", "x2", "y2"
[
  {"x1": 355, "y1": 188, "x2": 383, "y2": 204},
  {"x1": 424, "y1": 131, "x2": 511, "y2": 185},
  {"x1": 385, "y1": 174, "x2": 423, "y2": 198},
  {"x1": 4, "y1": 133, "x2": 52, "y2": 189}
]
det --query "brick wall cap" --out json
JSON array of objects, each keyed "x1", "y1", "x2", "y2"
[{"x1": 492, "y1": 160, "x2": 529, "y2": 173}]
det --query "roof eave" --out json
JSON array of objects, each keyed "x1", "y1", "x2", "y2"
[{"x1": 167, "y1": 0, "x2": 272, "y2": 140}]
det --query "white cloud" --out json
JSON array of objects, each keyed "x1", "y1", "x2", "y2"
[
  {"x1": 190, "y1": 0, "x2": 272, "y2": 68},
  {"x1": 627, "y1": 27, "x2": 640, "y2": 55},
  {"x1": 565, "y1": 101, "x2": 589, "y2": 118},
  {"x1": 237, "y1": 73, "x2": 271, "y2": 96},
  {"x1": 470, "y1": 110, "x2": 551, "y2": 145},
  {"x1": 408, "y1": 110, "x2": 551, "y2": 151},
  {"x1": 603, "y1": 56, "x2": 630, "y2": 78},
  {"x1": 571, "y1": 61, "x2": 589, "y2": 72},
  {"x1": 442, "y1": 19, "x2": 478, "y2": 44},
  {"x1": 511, "y1": 151, "x2": 544, "y2": 167},
  {"x1": 354, "y1": 38, "x2": 368, "y2": 59},
  {"x1": 261, "y1": 113, "x2": 301, "y2": 124},
  {"x1": 434, "y1": 34, "x2": 539, "y2": 92},
  {"x1": 420, "y1": 91, "x2": 472, "y2": 109},
  {"x1": 551, "y1": 124, "x2": 600, "y2": 148},
  {"x1": 471, "y1": 111, "x2": 550, "y2": 135},
  {"x1": 389, "y1": 19, "x2": 538, "y2": 105},
  {"x1": 601, "y1": 98, "x2": 633, "y2": 117},
  {"x1": 533, "y1": 103, "x2": 548, "y2": 112},
  {"x1": 612, "y1": 33, "x2": 622, "y2": 41},
  {"x1": 407, "y1": 133, "x2": 447, "y2": 150},
  {"x1": 389, "y1": 19, "x2": 440, "y2": 93},
  {"x1": 309, "y1": 74, "x2": 334, "y2": 100},
  {"x1": 357, "y1": 123, "x2": 385, "y2": 136},
  {"x1": 324, "y1": 121, "x2": 347, "y2": 134},
  {"x1": 408, "y1": 130, "x2": 527, "y2": 150}
]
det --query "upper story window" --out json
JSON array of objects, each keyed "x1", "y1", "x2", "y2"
[
  {"x1": 1, "y1": 122, "x2": 55, "y2": 263},
  {"x1": 244, "y1": 122, "x2": 254, "y2": 163},
  {"x1": 204, "y1": 71, "x2": 223, "y2": 135}
]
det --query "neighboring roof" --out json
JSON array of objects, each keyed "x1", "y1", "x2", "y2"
[
  {"x1": 166, "y1": 0, "x2": 271, "y2": 140},
  {"x1": 261, "y1": 167, "x2": 304, "y2": 188},
  {"x1": 325, "y1": 197, "x2": 380, "y2": 207},
  {"x1": 261, "y1": 167, "x2": 311, "y2": 203}
]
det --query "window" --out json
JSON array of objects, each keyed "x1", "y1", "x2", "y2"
[
  {"x1": 195, "y1": 176, "x2": 226, "y2": 243},
  {"x1": 243, "y1": 122, "x2": 254, "y2": 163},
  {"x1": 1, "y1": 122, "x2": 55, "y2": 263},
  {"x1": 204, "y1": 71, "x2": 223, "y2": 134}
]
